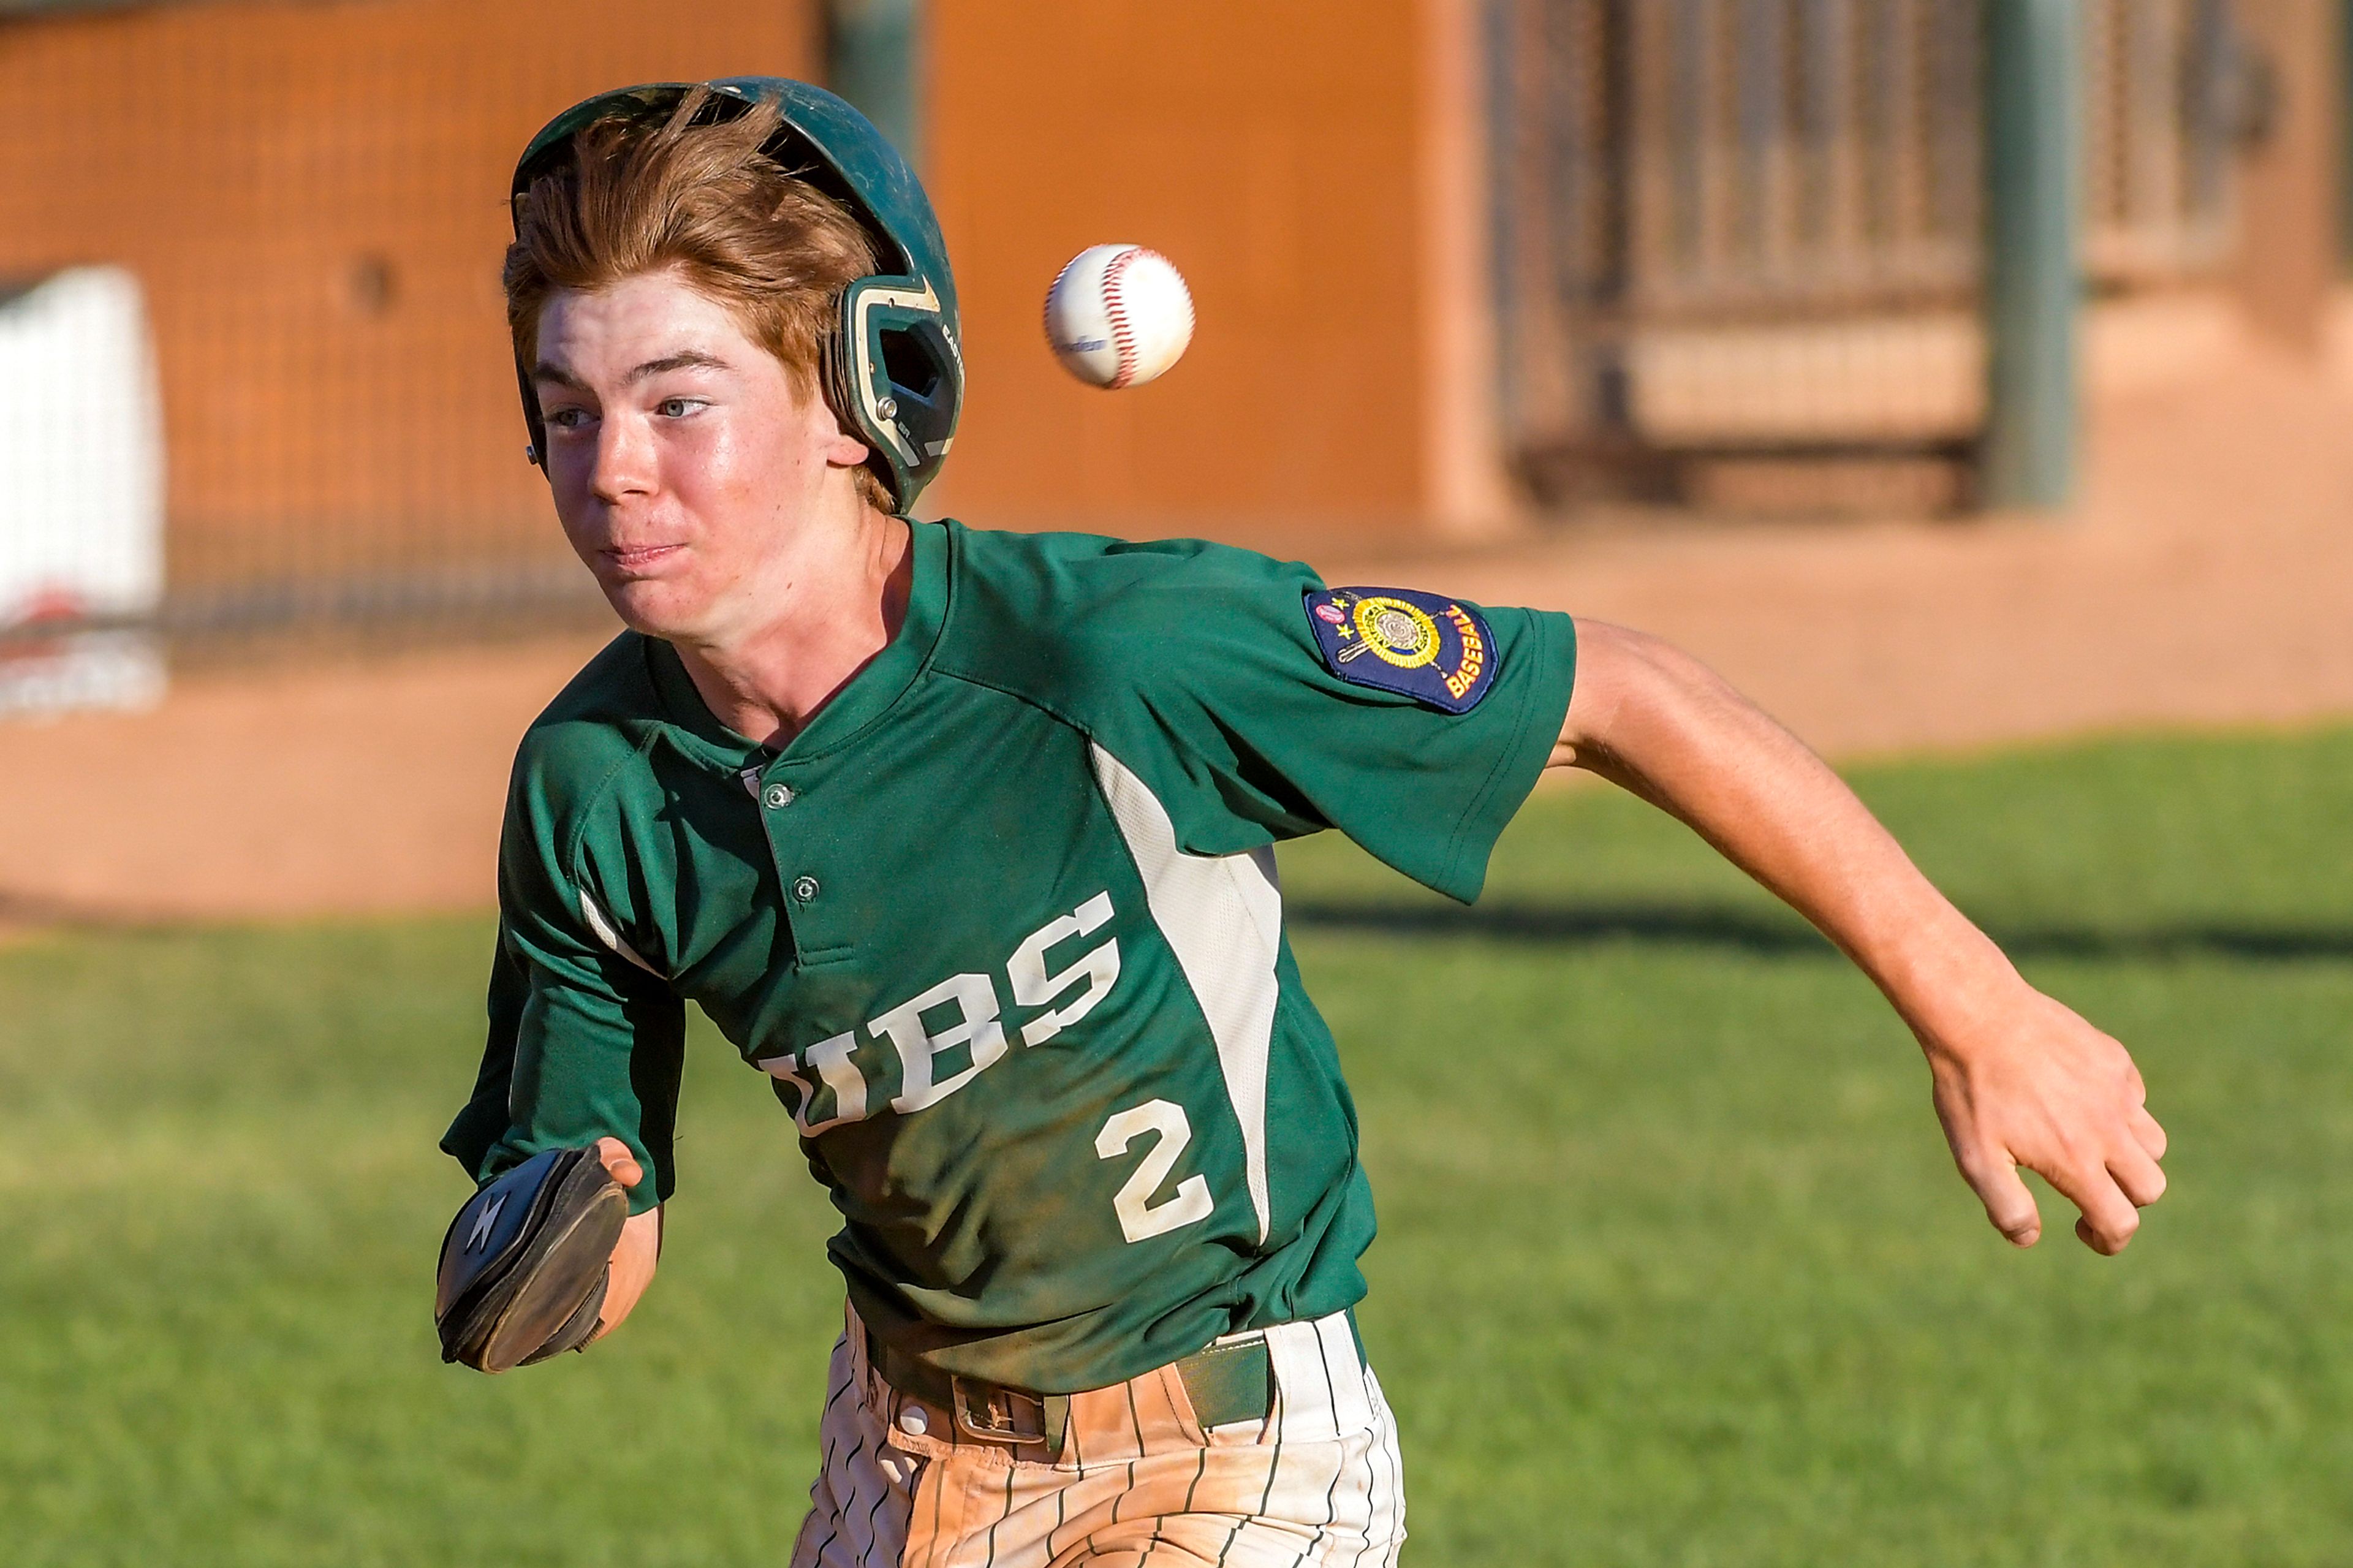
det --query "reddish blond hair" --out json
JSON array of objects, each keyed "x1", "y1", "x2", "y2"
[{"x1": 504, "y1": 87, "x2": 888, "y2": 507}]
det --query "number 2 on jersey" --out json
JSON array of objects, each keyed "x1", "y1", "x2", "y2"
[{"x1": 1095, "y1": 1099, "x2": 1214, "y2": 1243}]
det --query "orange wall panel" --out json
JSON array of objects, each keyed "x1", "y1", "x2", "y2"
[{"x1": 925, "y1": 0, "x2": 1435, "y2": 538}]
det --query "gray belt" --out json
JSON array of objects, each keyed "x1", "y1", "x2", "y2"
[{"x1": 868, "y1": 1330, "x2": 1275, "y2": 1456}]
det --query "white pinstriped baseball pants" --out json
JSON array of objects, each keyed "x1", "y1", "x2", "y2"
[{"x1": 789, "y1": 1305, "x2": 1407, "y2": 1568}]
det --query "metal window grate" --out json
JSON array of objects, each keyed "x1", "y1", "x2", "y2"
[{"x1": 1492, "y1": 0, "x2": 2249, "y2": 507}]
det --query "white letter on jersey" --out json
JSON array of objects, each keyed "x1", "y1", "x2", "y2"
[
  {"x1": 756, "y1": 1029, "x2": 869, "y2": 1135},
  {"x1": 1010, "y1": 892, "x2": 1120, "y2": 1047},
  {"x1": 874, "y1": 973, "x2": 1009, "y2": 1115},
  {"x1": 1095, "y1": 1100, "x2": 1214, "y2": 1243}
]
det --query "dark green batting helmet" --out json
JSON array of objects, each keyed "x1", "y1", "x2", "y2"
[{"x1": 509, "y1": 77, "x2": 962, "y2": 515}]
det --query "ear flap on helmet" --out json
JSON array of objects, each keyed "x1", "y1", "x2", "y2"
[{"x1": 825, "y1": 275, "x2": 962, "y2": 515}]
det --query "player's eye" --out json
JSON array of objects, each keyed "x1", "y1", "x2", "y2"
[
  {"x1": 655, "y1": 397, "x2": 705, "y2": 419},
  {"x1": 544, "y1": 406, "x2": 593, "y2": 431}
]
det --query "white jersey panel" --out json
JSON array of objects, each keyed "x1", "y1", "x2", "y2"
[{"x1": 1088, "y1": 741, "x2": 1280, "y2": 1244}]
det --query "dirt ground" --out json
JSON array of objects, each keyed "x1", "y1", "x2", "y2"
[{"x1": 5, "y1": 290, "x2": 2351, "y2": 927}]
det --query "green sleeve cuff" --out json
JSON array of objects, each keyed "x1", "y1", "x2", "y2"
[{"x1": 1429, "y1": 609, "x2": 1577, "y2": 904}]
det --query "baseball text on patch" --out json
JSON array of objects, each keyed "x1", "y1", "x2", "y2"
[{"x1": 1303, "y1": 586, "x2": 1497, "y2": 713}]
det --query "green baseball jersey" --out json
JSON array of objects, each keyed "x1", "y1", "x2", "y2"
[{"x1": 442, "y1": 520, "x2": 1575, "y2": 1394}]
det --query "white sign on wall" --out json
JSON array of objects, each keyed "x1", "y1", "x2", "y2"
[{"x1": 0, "y1": 267, "x2": 167, "y2": 716}]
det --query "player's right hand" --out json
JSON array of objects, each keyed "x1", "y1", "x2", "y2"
[{"x1": 1920, "y1": 977, "x2": 2167, "y2": 1256}]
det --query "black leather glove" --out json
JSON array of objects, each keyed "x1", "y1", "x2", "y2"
[{"x1": 434, "y1": 1146, "x2": 627, "y2": 1373}]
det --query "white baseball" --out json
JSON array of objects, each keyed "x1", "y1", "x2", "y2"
[{"x1": 1043, "y1": 244, "x2": 1194, "y2": 390}]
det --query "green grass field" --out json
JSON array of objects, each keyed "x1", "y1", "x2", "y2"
[{"x1": 6, "y1": 725, "x2": 2352, "y2": 1566}]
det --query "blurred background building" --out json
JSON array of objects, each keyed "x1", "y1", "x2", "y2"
[{"x1": 0, "y1": 0, "x2": 2342, "y2": 690}]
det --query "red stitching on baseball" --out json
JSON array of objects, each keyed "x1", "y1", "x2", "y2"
[
  {"x1": 1102, "y1": 246, "x2": 1150, "y2": 391},
  {"x1": 1044, "y1": 254, "x2": 1077, "y2": 347}
]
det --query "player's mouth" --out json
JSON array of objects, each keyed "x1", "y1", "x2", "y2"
[{"x1": 601, "y1": 542, "x2": 686, "y2": 575}]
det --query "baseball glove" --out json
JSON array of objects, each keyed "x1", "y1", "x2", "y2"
[{"x1": 434, "y1": 1146, "x2": 627, "y2": 1374}]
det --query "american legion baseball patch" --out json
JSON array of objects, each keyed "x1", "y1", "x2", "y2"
[{"x1": 1304, "y1": 586, "x2": 1496, "y2": 713}]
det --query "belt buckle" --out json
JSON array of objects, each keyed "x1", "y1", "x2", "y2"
[{"x1": 951, "y1": 1377, "x2": 1049, "y2": 1444}]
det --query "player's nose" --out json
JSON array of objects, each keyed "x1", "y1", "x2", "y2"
[{"x1": 588, "y1": 412, "x2": 658, "y2": 503}]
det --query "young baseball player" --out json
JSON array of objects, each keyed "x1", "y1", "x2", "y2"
[{"x1": 437, "y1": 80, "x2": 2167, "y2": 1568}]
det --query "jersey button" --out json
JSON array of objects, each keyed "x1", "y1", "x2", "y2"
[
  {"x1": 792, "y1": 875, "x2": 820, "y2": 903},
  {"x1": 898, "y1": 1404, "x2": 928, "y2": 1437},
  {"x1": 762, "y1": 783, "x2": 795, "y2": 809}
]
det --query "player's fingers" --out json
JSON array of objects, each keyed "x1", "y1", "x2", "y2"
[
  {"x1": 2129, "y1": 1105, "x2": 2168, "y2": 1162},
  {"x1": 592, "y1": 1135, "x2": 644, "y2": 1189},
  {"x1": 2047, "y1": 1162, "x2": 2140, "y2": 1256},
  {"x1": 2109, "y1": 1142, "x2": 2167, "y2": 1210},
  {"x1": 1962, "y1": 1151, "x2": 2043, "y2": 1247}
]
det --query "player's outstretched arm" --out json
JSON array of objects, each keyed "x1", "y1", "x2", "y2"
[{"x1": 1550, "y1": 619, "x2": 2167, "y2": 1254}]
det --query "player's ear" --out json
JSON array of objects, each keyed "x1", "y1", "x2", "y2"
[
  {"x1": 822, "y1": 425, "x2": 872, "y2": 469},
  {"x1": 801, "y1": 369, "x2": 871, "y2": 470}
]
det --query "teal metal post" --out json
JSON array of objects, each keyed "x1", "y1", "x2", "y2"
[
  {"x1": 1980, "y1": 0, "x2": 2081, "y2": 509},
  {"x1": 825, "y1": 0, "x2": 923, "y2": 169}
]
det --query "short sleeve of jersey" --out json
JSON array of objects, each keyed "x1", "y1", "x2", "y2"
[
  {"x1": 1072, "y1": 543, "x2": 1576, "y2": 904},
  {"x1": 439, "y1": 743, "x2": 686, "y2": 1217}
]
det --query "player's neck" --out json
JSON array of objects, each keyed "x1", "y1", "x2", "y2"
[{"x1": 668, "y1": 504, "x2": 913, "y2": 749}]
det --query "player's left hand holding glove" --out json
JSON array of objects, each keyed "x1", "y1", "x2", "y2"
[{"x1": 436, "y1": 1139, "x2": 651, "y2": 1373}]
